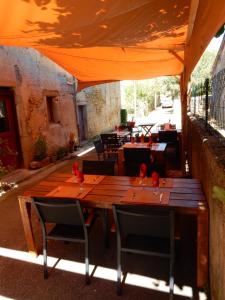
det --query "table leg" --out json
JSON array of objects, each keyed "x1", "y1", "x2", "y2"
[
  {"x1": 197, "y1": 209, "x2": 209, "y2": 287},
  {"x1": 18, "y1": 196, "x2": 38, "y2": 256},
  {"x1": 118, "y1": 147, "x2": 124, "y2": 176}
]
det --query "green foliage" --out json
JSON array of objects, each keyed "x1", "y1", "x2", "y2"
[
  {"x1": 56, "y1": 146, "x2": 68, "y2": 160},
  {"x1": 0, "y1": 138, "x2": 16, "y2": 177},
  {"x1": 123, "y1": 77, "x2": 180, "y2": 117},
  {"x1": 213, "y1": 186, "x2": 225, "y2": 205},
  {"x1": 34, "y1": 136, "x2": 47, "y2": 161},
  {"x1": 120, "y1": 109, "x2": 127, "y2": 125},
  {"x1": 191, "y1": 50, "x2": 217, "y2": 85},
  {"x1": 215, "y1": 24, "x2": 225, "y2": 38}
]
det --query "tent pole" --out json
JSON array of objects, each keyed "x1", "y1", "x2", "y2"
[{"x1": 180, "y1": 72, "x2": 188, "y2": 175}]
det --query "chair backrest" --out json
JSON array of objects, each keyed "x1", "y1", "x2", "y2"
[
  {"x1": 124, "y1": 148, "x2": 151, "y2": 164},
  {"x1": 158, "y1": 130, "x2": 178, "y2": 143},
  {"x1": 124, "y1": 148, "x2": 151, "y2": 176},
  {"x1": 93, "y1": 139, "x2": 104, "y2": 154},
  {"x1": 32, "y1": 197, "x2": 86, "y2": 228},
  {"x1": 113, "y1": 205, "x2": 174, "y2": 239},
  {"x1": 100, "y1": 133, "x2": 117, "y2": 144},
  {"x1": 82, "y1": 160, "x2": 115, "y2": 175}
]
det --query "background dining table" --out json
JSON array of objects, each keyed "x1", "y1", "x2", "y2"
[{"x1": 18, "y1": 172, "x2": 208, "y2": 288}]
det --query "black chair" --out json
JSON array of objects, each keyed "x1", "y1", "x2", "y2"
[
  {"x1": 124, "y1": 148, "x2": 151, "y2": 176},
  {"x1": 158, "y1": 130, "x2": 178, "y2": 144},
  {"x1": 100, "y1": 133, "x2": 121, "y2": 151},
  {"x1": 93, "y1": 139, "x2": 106, "y2": 160},
  {"x1": 32, "y1": 197, "x2": 93, "y2": 284},
  {"x1": 112, "y1": 205, "x2": 175, "y2": 298},
  {"x1": 158, "y1": 130, "x2": 179, "y2": 167},
  {"x1": 82, "y1": 160, "x2": 115, "y2": 175}
]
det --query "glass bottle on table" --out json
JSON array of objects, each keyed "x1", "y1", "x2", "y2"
[{"x1": 76, "y1": 171, "x2": 84, "y2": 193}]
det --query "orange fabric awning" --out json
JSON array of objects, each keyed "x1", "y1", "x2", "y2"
[{"x1": 0, "y1": 0, "x2": 224, "y2": 89}]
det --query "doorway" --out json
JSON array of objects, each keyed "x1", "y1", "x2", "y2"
[
  {"x1": 0, "y1": 88, "x2": 21, "y2": 170},
  {"x1": 77, "y1": 105, "x2": 87, "y2": 142}
]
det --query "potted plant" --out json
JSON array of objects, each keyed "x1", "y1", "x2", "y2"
[
  {"x1": 30, "y1": 135, "x2": 49, "y2": 169},
  {"x1": 69, "y1": 132, "x2": 76, "y2": 153},
  {"x1": 120, "y1": 109, "x2": 127, "y2": 127},
  {"x1": 56, "y1": 146, "x2": 68, "y2": 160}
]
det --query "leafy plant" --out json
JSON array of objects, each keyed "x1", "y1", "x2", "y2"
[
  {"x1": 0, "y1": 138, "x2": 16, "y2": 177},
  {"x1": 120, "y1": 109, "x2": 127, "y2": 125},
  {"x1": 56, "y1": 146, "x2": 68, "y2": 160},
  {"x1": 33, "y1": 136, "x2": 47, "y2": 161},
  {"x1": 213, "y1": 186, "x2": 225, "y2": 205}
]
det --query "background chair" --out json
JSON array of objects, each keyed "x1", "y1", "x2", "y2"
[
  {"x1": 113, "y1": 205, "x2": 175, "y2": 298},
  {"x1": 100, "y1": 133, "x2": 122, "y2": 152},
  {"x1": 82, "y1": 160, "x2": 115, "y2": 175},
  {"x1": 93, "y1": 139, "x2": 106, "y2": 160},
  {"x1": 32, "y1": 197, "x2": 92, "y2": 283},
  {"x1": 158, "y1": 130, "x2": 180, "y2": 170},
  {"x1": 158, "y1": 130, "x2": 178, "y2": 144},
  {"x1": 124, "y1": 148, "x2": 151, "y2": 176}
]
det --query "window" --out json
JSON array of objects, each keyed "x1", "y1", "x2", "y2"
[
  {"x1": 46, "y1": 96, "x2": 59, "y2": 124},
  {"x1": 0, "y1": 100, "x2": 9, "y2": 132}
]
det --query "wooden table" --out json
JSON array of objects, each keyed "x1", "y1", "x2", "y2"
[
  {"x1": 18, "y1": 173, "x2": 208, "y2": 288},
  {"x1": 118, "y1": 143, "x2": 167, "y2": 175},
  {"x1": 138, "y1": 123, "x2": 155, "y2": 136},
  {"x1": 111, "y1": 130, "x2": 130, "y2": 138}
]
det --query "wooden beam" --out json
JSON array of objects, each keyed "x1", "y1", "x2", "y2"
[
  {"x1": 186, "y1": 0, "x2": 199, "y2": 45},
  {"x1": 169, "y1": 50, "x2": 184, "y2": 64}
]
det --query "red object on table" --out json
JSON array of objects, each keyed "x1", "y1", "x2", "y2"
[
  {"x1": 147, "y1": 134, "x2": 152, "y2": 147},
  {"x1": 140, "y1": 133, "x2": 145, "y2": 143},
  {"x1": 164, "y1": 123, "x2": 172, "y2": 130},
  {"x1": 76, "y1": 170, "x2": 84, "y2": 183},
  {"x1": 139, "y1": 163, "x2": 147, "y2": 178},
  {"x1": 152, "y1": 171, "x2": 159, "y2": 187},
  {"x1": 131, "y1": 136, "x2": 135, "y2": 143},
  {"x1": 72, "y1": 162, "x2": 79, "y2": 175}
]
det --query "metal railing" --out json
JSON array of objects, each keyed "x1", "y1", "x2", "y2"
[{"x1": 190, "y1": 76, "x2": 225, "y2": 132}]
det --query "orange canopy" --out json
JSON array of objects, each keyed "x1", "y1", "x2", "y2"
[{"x1": 0, "y1": 0, "x2": 224, "y2": 89}]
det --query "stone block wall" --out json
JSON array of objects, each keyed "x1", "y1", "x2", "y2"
[
  {"x1": 76, "y1": 82, "x2": 121, "y2": 138},
  {"x1": 187, "y1": 116, "x2": 225, "y2": 300},
  {"x1": 0, "y1": 46, "x2": 78, "y2": 167}
]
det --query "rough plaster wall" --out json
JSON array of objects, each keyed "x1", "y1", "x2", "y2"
[
  {"x1": 187, "y1": 117, "x2": 225, "y2": 300},
  {"x1": 212, "y1": 39, "x2": 225, "y2": 110},
  {"x1": 76, "y1": 82, "x2": 121, "y2": 138},
  {"x1": 0, "y1": 46, "x2": 78, "y2": 167}
]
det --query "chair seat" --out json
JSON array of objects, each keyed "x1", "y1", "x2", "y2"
[
  {"x1": 122, "y1": 234, "x2": 170, "y2": 257},
  {"x1": 47, "y1": 224, "x2": 85, "y2": 241}
]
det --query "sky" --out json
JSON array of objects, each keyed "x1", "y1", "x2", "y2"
[{"x1": 207, "y1": 33, "x2": 224, "y2": 51}]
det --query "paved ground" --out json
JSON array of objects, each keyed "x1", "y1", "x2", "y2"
[{"x1": 0, "y1": 148, "x2": 207, "y2": 299}]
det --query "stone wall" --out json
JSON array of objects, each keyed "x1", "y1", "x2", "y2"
[
  {"x1": 76, "y1": 82, "x2": 121, "y2": 138},
  {"x1": 0, "y1": 46, "x2": 78, "y2": 168},
  {"x1": 187, "y1": 116, "x2": 225, "y2": 300}
]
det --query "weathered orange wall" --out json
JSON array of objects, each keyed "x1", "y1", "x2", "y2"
[{"x1": 187, "y1": 116, "x2": 225, "y2": 300}]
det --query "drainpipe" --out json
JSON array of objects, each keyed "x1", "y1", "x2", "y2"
[{"x1": 72, "y1": 76, "x2": 81, "y2": 147}]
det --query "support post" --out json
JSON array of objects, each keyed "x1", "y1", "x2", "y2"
[{"x1": 180, "y1": 72, "x2": 188, "y2": 175}]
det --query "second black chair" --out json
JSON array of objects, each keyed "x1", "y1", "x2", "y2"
[
  {"x1": 124, "y1": 148, "x2": 151, "y2": 176},
  {"x1": 82, "y1": 160, "x2": 115, "y2": 175},
  {"x1": 113, "y1": 205, "x2": 175, "y2": 299}
]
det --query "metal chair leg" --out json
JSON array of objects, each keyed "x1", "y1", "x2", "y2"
[
  {"x1": 43, "y1": 239, "x2": 48, "y2": 279},
  {"x1": 85, "y1": 240, "x2": 90, "y2": 285},
  {"x1": 117, "y1": 238, "x2": 122, "y2": 295}
]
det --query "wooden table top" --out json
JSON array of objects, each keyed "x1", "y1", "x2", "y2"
[
  {"x1": 122, "y1": 142, "x2": 167, "y2": 152},
  {"x1": 22, "y1": 173, "x2": 207, "y2": 213},
  {"x1": 111, "y1": 130, "x2": 130, "y2": 137}
]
